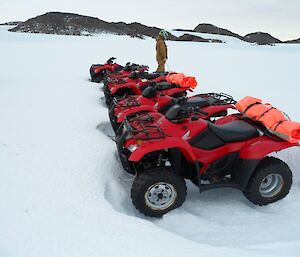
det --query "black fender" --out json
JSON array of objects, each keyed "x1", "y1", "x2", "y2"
[{"x1": 231, "y1": 158, "x2": 261, "y2": 190}]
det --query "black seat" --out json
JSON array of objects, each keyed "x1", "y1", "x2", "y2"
[
  {"x1": 208, "y1": 120, "x2": 259, "y2": 143},
  {"x1": 156, "y1": 81, "x2": 175, "y2": 90},
  {"x1": 183, "y1": 97, "x2": 217, "y2": 108},
  {"x1": 142, "y1": 73, "x2": 161, "y2": 80}
]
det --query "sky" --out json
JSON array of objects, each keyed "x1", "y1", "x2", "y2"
[{"x1": 1, "y1": 0, "x2": 299, "y2": 40}]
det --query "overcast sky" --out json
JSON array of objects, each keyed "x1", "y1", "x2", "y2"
[{"x1": 1, "y1": 0, "x2": 299, "y2": 40}]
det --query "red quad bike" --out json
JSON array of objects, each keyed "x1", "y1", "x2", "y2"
[
  {"x1": 116, "y1": 105, "x2": 298, "y2": 217},
  {"x1": 103, "y1": 72, "x2": 176, "y2": 106},
  {"x1": 90, "y1": 57, "x2": 123, "y2": 83},
  {"x1": 109, "y1": 86, "x2": 236, "y2": 133},
  {"x1": 103, "y1": 63, "x2": 150, "y2": 86}
]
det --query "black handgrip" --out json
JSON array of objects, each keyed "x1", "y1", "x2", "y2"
[{"x1": 193, "y1": 107, "x2": 209, "y2": 116}]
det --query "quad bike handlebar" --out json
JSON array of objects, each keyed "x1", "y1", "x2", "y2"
[
  {"x1": 165, "y1": 105, "x2": 209, "y2": 122},
  {"x1": 106, "y1": 57, "x2": 116, "y2": 64}
]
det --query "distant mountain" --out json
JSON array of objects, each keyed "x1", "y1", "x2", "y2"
[
  {"x1": 193, "y1": 23, "x2": 288, "y2": 45},
  {"x1": 0, "y1": 21, "x2": 23, "y2": 26},
  {"x1": 173, "y1": 29, "x2": 196, "y2": 33},
  {"x1": 285, "y1": 38, "x2": 300, "y2": 44},
  {"x1": 194, "y1": 23, "x2": 244, "y2": 40},
  {"x1": 244, "y1": 32, "x2": 282, "y2": 45},
  {"x1": 7, "y1": 13, "x2": 299, "y2": 45},
  {"x1": 177, "y1": 33, "x2": 223, "y2": 43},
  {"x1": 9, "y1": 12, "x2": 178, "y2": 40}
]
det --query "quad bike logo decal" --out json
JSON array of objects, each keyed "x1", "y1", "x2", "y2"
[{"x1": 182, "y1": 130, "x2": 191, "y2": 141}]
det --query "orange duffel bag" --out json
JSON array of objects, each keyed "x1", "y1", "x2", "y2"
[
  {"x1": 166, "y1": 73, "x2": 197, "y2": 88},
  {"x1": 236, "y1": 96, "x2": 300, "y2": 143},
  {"x1": 178, "y1": 76, "x2": 197, "y2": 88},
  {"x1": 235, "y1": 96, "x2": 262, "y2": 113},
  {"x1": 166, "y1": 73, "x2": 184, "y2": 84}
]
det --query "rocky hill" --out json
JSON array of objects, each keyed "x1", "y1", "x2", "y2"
[
  {"x1": 7, "y1": 12, "x2": 299, "y2": 45},
  {"x1": 177, "y1": 34, "x2": 223, "y2": 43},
  {"x1": 193, "y1": 24, "x2": 286, "y2": 45},
  {"x1": 9, "y1": 12, "x2": 178, "y2": 40},
  {"x1": 243, "y1": 32, "x2": 282, "y2": 45},
  {"x1": 285, "y1": 38, "x2": 300, "y2": 44},
  {"x1": 194, "y1": 23, "x2": 244, "y2": 40},
  {"x1": 0, "y1": 21, "x2": 22, "y2": 26}
]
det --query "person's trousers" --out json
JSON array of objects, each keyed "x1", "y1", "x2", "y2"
[{"x1": 156, "y1": 59, "x2": 166, "y2": 72}]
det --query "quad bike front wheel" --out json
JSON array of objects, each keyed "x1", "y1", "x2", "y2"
[
  {"x1": 131, "y1": 168, "x2": 187, "y2": 217},
  {"x1": 244, "y1": 156, "x2": 292, "y2": 206}
]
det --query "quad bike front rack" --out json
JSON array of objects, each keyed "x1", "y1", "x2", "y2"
[
  {"x1": 112, "y1": 95, "x2": 141, "y2": 108},
  {"x1": 123, "y1": 113, "x2": 166, "y2": 140}
]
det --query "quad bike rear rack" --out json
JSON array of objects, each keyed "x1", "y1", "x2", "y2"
[
  {"x1": 123, "y1": 113, "x2": 166, "y2": 140},
  {"x1": 112, "y1": 95, "x2": 140, "y2": 107},
  {"x1": 197, "y1": 92, "x2": 237, "y2": 105},
  {"x1": 106, "y1": 77, "x2": 127, "y2": 84}
]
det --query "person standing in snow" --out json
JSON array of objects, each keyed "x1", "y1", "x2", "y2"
[{"x1": 156, "y1": 30, "x2": 168, "y2": 72}]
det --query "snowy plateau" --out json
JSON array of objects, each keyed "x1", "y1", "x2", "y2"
[{"x1": 1, "y1": 25, "x2": 300, "y2": 257}]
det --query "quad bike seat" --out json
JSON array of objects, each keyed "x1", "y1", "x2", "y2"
[
  {"x1": 208, "y1": 120, "x2": 259, "y2": 143},
  {"x1": 183, "y1": 97, "x2": 218, "y2": 108},
  {"x1": 142, "y1": 73, "x2": 162, "y2": 80},
  {"x1": 142, "y1": 86, "x2": 158, "y2": 98},
  {"x1": 156, "y1": 81, "x2": 175, "y2": 90}
]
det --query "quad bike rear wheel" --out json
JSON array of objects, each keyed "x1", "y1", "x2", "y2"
[
  {"x1": 131, "y1": 168, "x2": 187, "y2": 217},
  {"x1": 94, "y1": 75, "x2": 102, "y2": 83},
  {"x1": 243, "y1": 156, "x2": 292, "y2": 206}
]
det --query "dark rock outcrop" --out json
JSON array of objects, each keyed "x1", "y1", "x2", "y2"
[
  {"x1": 173, "y1": 29, "x2": 196, "y2": 33},
  {"x1": 0, "y1": 21, "x2": 23, "y2": 26},
  {"x1": 193, "y1": 23, "x2": 289, "y2": 45},
  {"x1": 243, "y1": 32, "x2": 282, "y2": 45},
  {"x1": 194, "y1": 23, "x2": 244, "y2": 40},
  {"x1": 284, "y1": 38, "x2": 300, "y2": 44},
  {"x1": 177, "y1": 34, "x2": 223, "y2": 43},
  {"x1": 9, "y1": 12, "x2": 177, "y2": 40},
  {"x1": 8, "y1": 13, "x2": 299, "y2": 45}
]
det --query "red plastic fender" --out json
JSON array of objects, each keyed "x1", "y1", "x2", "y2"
[
  {"x1": 117, "y1": 105, "x2": 157, "y2": 123},
  {"x1": 155, "y1": 76, "x2": 167, "y2": 83},
  {"x1": 164, "y1": 87, "x2": 189, "y2": 96},
  {"x1": 94, "y1": 63, "x2": 119, "y2": 74},
  {"x1": 239, "y1": 136, "x2": 299, "y2": 159},
  {"x1": 214, "y1": 114, "x2": 241, "y2": 125},
  {"x1": 128, "y1": 137, "x2": 196, "y2": 162},
  {"x1": 94, "y1": 67, "x2": 106, "y2": 74},
  {"x1": 110, "y1": 83, "x2": 140, "y2": 94},
  {"x1": 201, "y1": 104, "x2": 235, "y2": 117}
]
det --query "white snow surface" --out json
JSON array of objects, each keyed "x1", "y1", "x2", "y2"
[{"x1": 1, "y1": 26, "x2": 300, "y2": 257}]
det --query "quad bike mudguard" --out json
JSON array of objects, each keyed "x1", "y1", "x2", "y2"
[
  {"x1": 110, "y1": 82, "x2": 141, "y2": 95},
  {"x1": 239, "y1": 136, "x2": 299, "y2": 159},
  {"x1": 127, "y1": 137, "x2": 197, "y2": 163}
]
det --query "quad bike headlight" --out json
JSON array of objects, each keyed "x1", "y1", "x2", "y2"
[{"x1": 128, "y1": 144, "x2": 138, "y2": 153}]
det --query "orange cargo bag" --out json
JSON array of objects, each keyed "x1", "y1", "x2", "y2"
[
  {"x1": 235, "y1": 96, "x2": 262, "y2": 113},
  {"x1": 236, "y1": 96, "x2": 300, "y2": 143},
  {"x1": 273, "y1": 120, "x2": 300, "y2": 143},
  {"x1": 178, "y1": 76, "x2": 197, "y2": 88},
  {"x1": 166, "y1": 73, "x2": 198, "y2": 88}
]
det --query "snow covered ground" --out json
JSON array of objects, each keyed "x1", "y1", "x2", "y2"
[{"x1": 1, "y1": 26, "x2": 300, "y2": 257}]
